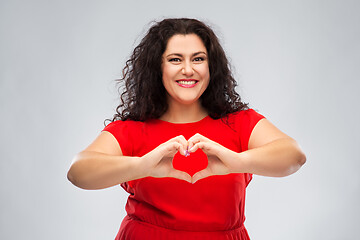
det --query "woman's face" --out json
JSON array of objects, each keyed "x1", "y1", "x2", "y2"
[{"x1": 161, "y1": 34, "x2": 210, "y2": 106}]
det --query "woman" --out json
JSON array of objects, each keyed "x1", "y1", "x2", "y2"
[{"x1": 67, "y1": 18, "x2": 306, "y2": 239}]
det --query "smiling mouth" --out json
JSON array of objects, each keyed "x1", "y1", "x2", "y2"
[
  {"x1": 177, "y1": 80, "x2": 197, "y2": 85},
  {"x1": 176, "y1": 79, "x2": 199, "y2": 87}
]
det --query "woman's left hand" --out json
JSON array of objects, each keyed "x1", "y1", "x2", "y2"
[{"x1": 187, "y1": 133, "x2": 240, "y2": 184}]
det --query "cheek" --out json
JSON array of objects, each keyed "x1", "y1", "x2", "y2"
[
  {"x1": 161, "y1": 66, "x2": 175, "y2": 90},
  {"x1": 162, "y1": 65, "x2": 177, "y2": 80},
  {"x1": 200, "y1": 66, "x2": 210, "y2": 83},
  {"x1": 161, "y1": 66, "x2": 170, "y2": 84}
]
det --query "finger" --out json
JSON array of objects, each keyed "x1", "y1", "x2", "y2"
[
  {"x1": 192, "y1": 168, "x2": 212, "y2": 184},
  {"x1": 189, "y1": 142, "x2": 208, "y2": 153},
  {"x1": 188, "y1": 133, "x2": 203, "y2": 142},
  {"x1": 188, "y1": 133, "x2": 211, "y2": 151},
  {"x1": 163, "y1": 142, "x2": 182, "y2": 156},
  {"x1": 172, "y1": 135, "x2": 189, "y2": 155},
  {"x1": 168, "y1": 170, "x2": 192, "y2": 183},
  {"x1": 188, "y1": 133, "x2": 203, "y2": 150}
]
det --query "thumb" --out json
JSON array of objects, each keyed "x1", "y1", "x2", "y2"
[
  {"x1": 192, "y1": 169, "x2": 211, "y2": 184},
  {"x1": 169, "y1": 170, "x2": 192, "y2": 183}
]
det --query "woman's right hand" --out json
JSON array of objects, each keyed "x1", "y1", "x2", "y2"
[{"x1": 141, "y1": 135, "x2": 192, "y2": 183}]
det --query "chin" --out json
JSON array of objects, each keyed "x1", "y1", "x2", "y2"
[{"x1": 172, "y1": 96, "x2": 199, "y2": 105}]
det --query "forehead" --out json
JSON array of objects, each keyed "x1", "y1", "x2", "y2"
[{"x1": 164, "y1": 34, "x2": 207, "y2": 54}]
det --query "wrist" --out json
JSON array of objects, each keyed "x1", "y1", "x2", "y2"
[
  {"x1": 233, "y1": 151, "x2": 252, "y2": 174},
  {"x1": 131, "y1": 156, "x2": 149, "y2": 180}
]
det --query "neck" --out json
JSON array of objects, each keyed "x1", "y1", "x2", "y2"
[{"x1": 160, "y1": 99, "x2": 208, "y2": 123}]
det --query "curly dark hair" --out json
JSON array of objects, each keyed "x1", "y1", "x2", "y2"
[{"x1": 108, "y1": 18, "x2": 248, "y2": 123}]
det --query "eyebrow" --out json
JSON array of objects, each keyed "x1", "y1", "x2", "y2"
[{"x1": 165, "y1": 51, "x2": 207, "y2": 58}]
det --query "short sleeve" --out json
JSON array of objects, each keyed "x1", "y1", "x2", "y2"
[
  {"x1": 235, "y1": 109, "x2": 265, "y2": 186},
  {"x1": 237, "y1": 109, "x2": 265, "y2": 152},
  {"x1": 102, "y1": 121, "x2": 132, "y2": 156}
]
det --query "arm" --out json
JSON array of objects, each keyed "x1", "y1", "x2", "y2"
[
  {"x1": 67, "y1": 131, "x2": 145, "y2": 190},
  {"x1": 239, "y1": 118, "x2": 306, "y2": 177},
  {"x1": 67, "y1": 132, "x2": 191, "y2": 190}
]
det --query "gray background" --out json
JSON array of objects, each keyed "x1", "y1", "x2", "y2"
[{"x1": 1, "y1": 0, "x2": 359, "y2": 239}]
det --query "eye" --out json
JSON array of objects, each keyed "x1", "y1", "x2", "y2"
[
  {"x1": 169, "y1": 58, "x2": 181, "y2": 62},
  {"x1": 193, "y1": 57, "x2": 205, "y2": 62}
]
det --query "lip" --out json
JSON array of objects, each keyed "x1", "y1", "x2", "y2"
[{"x1": 176, "y1": 79, "x2": 199, "y2": 88}]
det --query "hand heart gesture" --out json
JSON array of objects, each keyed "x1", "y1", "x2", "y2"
[{"x1": 142, "y1": 134, "x2": 239, "y2": 184}]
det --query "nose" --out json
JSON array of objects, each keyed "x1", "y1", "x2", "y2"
[{"x1": 182, "y1": 61, "x2": 194, "y2": 77}]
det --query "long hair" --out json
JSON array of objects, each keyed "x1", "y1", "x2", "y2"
[{"x1": 108, "y1": 18, "x2": 248, "y2": 123}]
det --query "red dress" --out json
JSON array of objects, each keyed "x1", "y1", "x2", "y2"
[{"x1": 102, "y1": 109, "x2": 264, "y2": 240}]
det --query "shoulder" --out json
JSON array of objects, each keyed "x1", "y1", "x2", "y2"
[
  {"x1": 225, "y1": 109, "x2": 266, "y2": 151},
  {"x1": 103, "y1": 119, "x2": 144, "y2": 133},
  {"x1": 102, "y1": 119, "x2": 145, "y2": 143},
  {"x1": 229, "y1": 108, "x2": 264, "y2": 118},
  {"x1": 226, "y1": 109, "x2": 265, "y2": 126},
  {"x1": 101, "y1": 120, "x2": 146, "y2": 156}
]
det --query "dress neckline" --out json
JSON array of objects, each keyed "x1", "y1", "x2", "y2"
[{"x1": 151, "y1": 115, "x2": 211, "y2": 126}]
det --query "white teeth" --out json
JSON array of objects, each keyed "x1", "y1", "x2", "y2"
[{"x1": 178, "y1": 81, "x2": 196, "y2": 85}]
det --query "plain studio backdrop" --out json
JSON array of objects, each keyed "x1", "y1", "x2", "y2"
[{"x1": 1, "y1": 0, "x2": 359, "y2": 239}]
